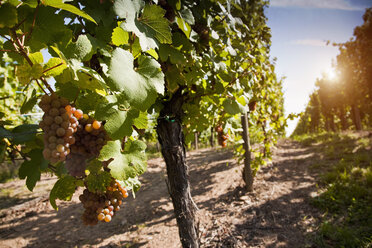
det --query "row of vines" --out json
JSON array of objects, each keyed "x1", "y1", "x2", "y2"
[
  {"x1": 0, "y1": 0, "x2": 285, "y2": 247},
  {"x1": 293, "y1": 7, "x2": 372, "y2": 135}
]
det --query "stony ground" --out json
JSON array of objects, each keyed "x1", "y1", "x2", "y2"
[{"x1": 0, "y1": 139, "x2": 322, "y2": 248}]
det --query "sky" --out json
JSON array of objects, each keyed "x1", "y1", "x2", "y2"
[{"x1": 265, "y1": 0, "x2": 371, "y2": 135}]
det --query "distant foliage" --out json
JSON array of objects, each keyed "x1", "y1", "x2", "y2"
[{"x1": 293, "y1": 8, "x2": 372, "y2": 135}]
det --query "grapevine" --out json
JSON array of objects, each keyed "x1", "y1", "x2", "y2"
[{"x1": 0, "y1": 0, "x2": 286, "y2": 246}]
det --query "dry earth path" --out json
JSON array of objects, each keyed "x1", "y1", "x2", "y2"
[{"x1": 0, "y1": 139, "x2": 321, "y2": 248}]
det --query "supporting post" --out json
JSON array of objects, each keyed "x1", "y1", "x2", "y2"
[{"x1": 241, "y1": 112, "x2": 253, "y2": 191}]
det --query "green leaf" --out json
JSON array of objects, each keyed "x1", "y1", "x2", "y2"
[
  {"x1": 139, "y1": 4, "x2": 172, "y2": 44},
  {"x1": 29, "y1": 52, "x2": 44, "y2": 64},
  {"x1": 133, "y1": 111, "x2": 148, "y2": 129},
  {"x1": 176, "y1": 17, "x2": 191, "y2": 38},
  {"x1": 145, "y1": 49, "x2": 158, "y2": 60},
  {"x1": 65, "y1": 35, "x2": 94, "y2": 61},
  {"x1": 49, "y1": 175, "x2": 77, "y2": 210},
  {"x1": 120, "y1": 176, "x2": 141, "y2": 196},
  {"x1": 23, "y1": 0, "x2": 39, "y2": 8},
  {"x1": 41, "y1": 0, "x2": 97, "y2": 24},
  {"x1": 98, "y1": 140, "x2": 147, "y2": 181},
  {"x1": 20, "y1": 88, "x2": 38, "y2": 114},
  {"x1": 95, "y1": 95, "x2": 139, "y2": 140},
  {"x1": 11, "y1": 124, "x2": 39, "y2": 144},
  {"x1": 43, "y1": 57, "x2": 67, "y2": 77},
  {"x1": 28, "y1": 7, "x2": 72, "y2": 51},
  {"x1": 0, "y1": 127, "x2": 12, "y2": 139},
  {"x1": 179, "y1": 7, "x2": 195, "y2": 25},
  {"x1": 111, "y1": 26, "x2": 129, "y2": 46},
  {"x1": 85, "y1": 170, "x2": 111, "y2": 193},
  {"x1": 109, "y1": 48, "x2": 164, "y2": 111},
  {"x1": 0, "y1": 3, "x2": 17, "y2": 28},
  {"x1": 114, "y1": 0, "x2": 171, "y2": 51},
  {"x1": 18, "y1": 149, "x2": 48, "y2": 191},
  {"x1": 159, "y1": 44, "x2": 186, "y2": 64},
  {"x1": 16, "y1": 64, "x2": 43, "y2": 84},
  {"x1": 222, "y1": 98, "x2": 247, "y2": 115},
  {"x1": 75, "y1": 67, "x2": 107, "y2": 96}
]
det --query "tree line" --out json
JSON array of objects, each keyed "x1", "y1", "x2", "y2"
[{"x1": 293, "y1": 8, "x2": 372, "y2": 135}]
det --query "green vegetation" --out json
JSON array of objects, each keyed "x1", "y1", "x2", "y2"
[
  {"x1": 293, "y1": 132, "x2": 372, "y2": 247},
  {"x1": 293, "y1": 8, "x2": 372, "y2": 136}
]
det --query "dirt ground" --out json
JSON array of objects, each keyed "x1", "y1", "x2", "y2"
[{"x1": 0, "y1": 139, "x2": 322, "y2": 248}]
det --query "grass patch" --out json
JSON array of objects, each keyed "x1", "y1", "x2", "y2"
[{"x1": 294, "y1": 131, "x2": 372, "y2": 247}]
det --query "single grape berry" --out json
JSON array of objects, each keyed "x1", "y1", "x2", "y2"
[{"x1": 92, "y1": 120, "x2": 101, "y2": 130}]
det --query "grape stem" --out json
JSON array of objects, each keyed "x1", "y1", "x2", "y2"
[
  {"x1": 35, "y1": 79, "x2": 48, "y2": 95},
  {"x1": 11, "y1": 144, "x2": 29, "y2": 162},
  {"x1": 25, "y1": 2, "x2": 40, "y2": 42},
  {"x1": 9, "y1": 28, "x2": 55, "y2": 94},
  {"x1": 42, "y1": 62, "x2": 64, "y2": 74},
  {"x1": 0, "y1": 49, "x2": 17, "y2": 53}
]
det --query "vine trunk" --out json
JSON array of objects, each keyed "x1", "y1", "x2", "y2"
[{"x1": 156, "y1": 91, "x2": 199, "y2": 248}]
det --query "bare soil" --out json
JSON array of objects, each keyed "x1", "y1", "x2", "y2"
[{"x1": 0, "y1": 139, "x2": 321, "y2": 248}]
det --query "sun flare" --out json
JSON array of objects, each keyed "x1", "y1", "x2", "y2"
[{"x1": 325, "y1": 67, "x2": 337, "y2": 81}]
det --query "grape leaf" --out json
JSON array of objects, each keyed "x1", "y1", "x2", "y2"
[
  {"x1": 11, "y1": 124, "x2": 39, "y2": 144},
  {"x1": 28, "y1": 7, "x2": 72, "y2": 51},
  {"x1": 179, "y1": 7, "x2": 195, "y2": 25},
  {"x1": 109, "y1": 48, "x2": 164, "y2": 111},
  {"x1": 64, "y1": 35, "x2": 96, "y2": 62},
  {"x1": 114, "y1": 0, "x2": 171, "y2": 51},
  {"x1": 95, "y1": 95, "x2": 139, "y2": 140},
  {"x1": 16, "y1": 64, "x2": 43, "y2": 84},
  {"x1": 41, "y1": 0, "x2": 97, "y2": 24},
  {"x1": 222, "y1": 98, "x2": 247, "y2": 115},
  {"x1": 133, "y1": 111, "x2": 148, "y2": 129},
  {"x1": 0, "y1": 3, "x2": 17, "y2": 28},
  {"x1": 18, "y1": 149, "x2": 48, "y2": 191},
  {"x1": 120, "y1": 176, "x2": 141, "y2": 197},
  {"x1": 49, "y1": 175, "x2": 77, "y2": 210},
  {"x1": 43, "y1": 57, "x2": 67, "y2": 77},
  {"x1": 111, "y1": 26, "x2": 129, "y2": 46},
  {"x1": 85, "y1": 171, "x2": 111, "y2": 193},
  {"x1": 23, "y1": 0, "x2": 38, "y2": 8},
  {"x1": 0, "y1": 127, "x2": 12, "y2": 139},
  {"x1": 176, "y1": 17, "x2": 191, "y2": 38},
  {"x1": 98, "y1": 140, "x2": 147, "y2": 181},
  {"x1": 29, "y1": 52, "x2": 44, "y2": 64},
  {"x1": 159, "y1": 44, "x2": 186, "y2": 64},
  {"x1": 20, "y1": 88, "x2": 38, "y2": 114}
]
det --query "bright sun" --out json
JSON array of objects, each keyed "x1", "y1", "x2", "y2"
[{"x1": 325, "y1": 68, "x2": 337, "y2": 81}]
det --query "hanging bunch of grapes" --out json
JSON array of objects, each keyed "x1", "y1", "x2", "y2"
[
  {"x1": 215, "y1": 125, "x2": 229, "y2": 147},
  {"x1": 66, "y1": 115, "x2": 109, "y2": 177},
  {"x1": 79, "y1": 179, "x2": 129, "y2": 225},
  {"x1": 38, "y1": 94, "x2": 83, "y2": 164},
  {"x1": 39, "y1": 93, "x2": 130, "y2": 225}
]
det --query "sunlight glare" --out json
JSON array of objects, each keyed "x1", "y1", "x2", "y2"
[{"x1": 325, "y1": 67, "x2": 337, "y2": 81}]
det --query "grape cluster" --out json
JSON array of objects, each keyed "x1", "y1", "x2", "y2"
[
  {"x1": 248, "y1": 101, "x2": 257, "y2": 112},
  {"x1": 38, "y1": 94, "x2": 83, "y2": 164},
  {"x1": 65, "y1": 116, "x2": 108, "y2": 177},
  {"x1": 65, "y1": 153, "x2": 87, "y2": 177},
  {"x1": 70, "y1": 116, "x2": 108, "y2": 157},
  {"x1": 215, "y1": 125, "x2": 228, "y2": 147},
  {"x1": 79, "y1": 180, "x2": 128, "y2": 226}
]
